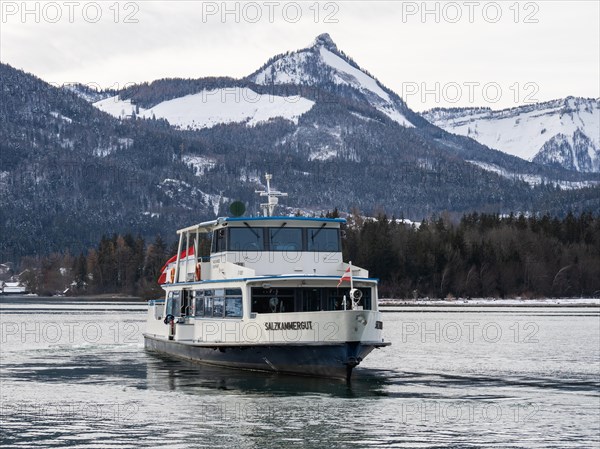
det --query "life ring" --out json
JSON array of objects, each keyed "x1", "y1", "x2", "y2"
[
  {"x1": 169, "y1": 268, "x2": 175, "y2": 283},
  {"x1": 195, "y1": 263, "x2": 201, "y2": 281}
]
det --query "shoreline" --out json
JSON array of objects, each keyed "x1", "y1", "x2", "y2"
[
  {"x1": 3, "y1": 296, "x2": 599, "y2": 307},
  {"x1": 379, "y1": 298, "x2": 600, "y2": 307},
  {"x1": 0, "y1": 294, "x2": 145, "y2": 302}
]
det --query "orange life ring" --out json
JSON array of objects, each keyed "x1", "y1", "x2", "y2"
[
  {"x1": 195, "y1": 263, "x2": 201, "y2": 281},
  {"x1": 169, "y1": 268, "x2": 175, "y2": 283}
]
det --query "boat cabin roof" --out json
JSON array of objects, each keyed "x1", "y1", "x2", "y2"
[{"x1": 177, "y1": 216, "x2": 346, "y2": 235}]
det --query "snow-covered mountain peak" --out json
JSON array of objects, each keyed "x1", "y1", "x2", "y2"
[
  {"x1": 311, "y1": 33, "x2": 338, "y2": 51},
  {"x1": 249, "y1": 34, "x2": 414, "y2": 127},
  {"x1": 249, "y1": 34, "x2": 358, "y2": 86}
]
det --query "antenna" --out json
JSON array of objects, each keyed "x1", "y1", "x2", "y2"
[{"x1": 255, "y1": 173, "x2": 288, "y2": 217}]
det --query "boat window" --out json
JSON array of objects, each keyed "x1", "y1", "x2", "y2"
[
  {"x1": 213, "y1": 297, "x2": 224, "y2": 318},
  {"x1": 193, "y1": 288, "x2": 243, "y2": 318},
  {"x1": 322, "y1": 289, "x2": 347, "y2": 311},
  {"x1": 204, "y1": 296, "x2": 213, "y2": 317},
  {"x1": 251, "y1": 287, "x2": 373, "y2": 313},
  {"x1": 153, "y1": 300, "x2": 164, "y2": 320},
  {"x1": 225, "y1": 297, "x2": 243, "y2": 317},
  {"x1": 212, "y1": 229, "x2": 226, "y2": 253},
  {"x1": 307, "y1": 228, "x2": 340, "y2": 252},
  {"x1": 269, "y1": 228, "x2": 303, "y2": 251},
  {"x1": 223, "y1": 226, "x2": 342, "y2": 252},
  {"x1": 166, "y1": 291, "x2": 181, "y2": 317},
  {"x1": 302, "y1": 288, "x2": 346, "y2": 311},
  {"x1": 229, "y1": 227, "x2": 264, "y2": 251},
  {"x1": 251, "y1": 288, "x2": 295, "y2": 313},
  {"x1": 302, "y1": 288, "x2": 322, "y2": 312},
  {"x1": 194, "y1": 290, "x2": 204, "y2": 317}
]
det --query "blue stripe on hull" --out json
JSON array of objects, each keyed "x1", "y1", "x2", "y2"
[{"x1": 144, "y1": 336, "x2": 375, "y2": 379}]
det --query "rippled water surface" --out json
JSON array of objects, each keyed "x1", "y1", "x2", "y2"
[{"x1": 1, "y1": 298, "x2": 599, "y2": 448}]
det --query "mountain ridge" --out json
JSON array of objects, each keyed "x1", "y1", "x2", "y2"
[{"x1": 422, "y1": 96, "x2": 600, "y2": 173}]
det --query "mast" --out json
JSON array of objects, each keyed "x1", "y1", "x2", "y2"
[{"x1": 255, "y1": 173, "x2": 288, "y2": 217}]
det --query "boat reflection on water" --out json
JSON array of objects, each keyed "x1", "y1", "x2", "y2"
[{"x1": 144, "y1": 351, "x2": 391, "y2": 398}]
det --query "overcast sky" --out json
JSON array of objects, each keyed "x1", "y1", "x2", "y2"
[{"x1": 1, "y1": 1, "x2": 598, "y2": 111}]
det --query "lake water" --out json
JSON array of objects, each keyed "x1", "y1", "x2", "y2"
[{"x1": 1, "y1": 298, "x2": 598, "y2": 448}]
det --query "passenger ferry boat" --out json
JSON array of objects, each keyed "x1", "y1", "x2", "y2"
[{"x1": 144, "y1": 174, "x2": 390, "y2": 380}]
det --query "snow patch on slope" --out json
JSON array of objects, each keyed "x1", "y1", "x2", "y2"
[
  {"x1": 467, "y1": 160, "x2": 598, "y2": 190},
  {"x1": 159, "y1": 178, "x2": 223, "y2": 215},
  {"x1": 349, "y1": 111, "x2": 378, "y2": 123},
  {"x1": 319, "y1": 47, "x2": 390, "y2": 103},
  {"x1": 253, "y1": 51, "x2": 312, "y2": 85},
  {"x1": 309, "y1": 147, "x2": 338, "y2": 161},
  {"x1": 94, "y1": 96, "x2": 144, "y2": 119},
  {"x1": 319, "y1": 47, "x2": 413, "y2": 128},
  {"x1": 63, "y1": 84, "x2": 113, "y2": 103},
  {"x1": 182, "y1": 155, "x2": 217, "y2": 176},
  {"x1": 50, "y1": 111, "x2": 73, "y2": 123},
  {"x1": 94, "y1": 89, "x2": 314, "y2": 130},
  {"x1": 94, "y1": 137, "x2": 133, "y2": 157}
]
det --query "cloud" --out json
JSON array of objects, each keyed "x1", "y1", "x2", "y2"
[{"x1": 1, "y1": 1, "x2": 598, "y2": 110}]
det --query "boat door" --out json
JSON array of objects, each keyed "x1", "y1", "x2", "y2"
[
  {"x1": 181, "y1": 290, "x2": 193, "y2": 316},
  {"x1": 165, "y1": 290, "x2": 194, "y2": 317},
  {"x1": 166, "y1": 291, "x2": 181, "y2": 317},
  {"x1": 164, "y1": 291, "x2": 180, "y2": 339}
]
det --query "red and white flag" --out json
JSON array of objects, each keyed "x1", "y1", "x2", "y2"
[
  {"x1": 157, "y1": 247, "x2": 194, "y2": 284},
  {"x1": 337, "y1": 265, "x2": 352, "y2": 287}
]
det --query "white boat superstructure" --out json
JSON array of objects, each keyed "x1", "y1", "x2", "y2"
[{"x1": 144, "y1": 174, "x2": 389, "y2": 379}]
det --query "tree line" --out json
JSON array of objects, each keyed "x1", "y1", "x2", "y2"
[
  {"x1": 20, "y1": 234, "x2": 171, "y2": 298},
  {"x1": 16, "y1": 212, "x2": 600, "y2": 300},
  {"x1": 343, "y1": 211, "x2": 600, "y2": 299}
]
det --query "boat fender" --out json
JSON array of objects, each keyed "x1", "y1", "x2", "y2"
[{"x1": 195, "y1": 263, "x2": 201, "y2": 281}]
